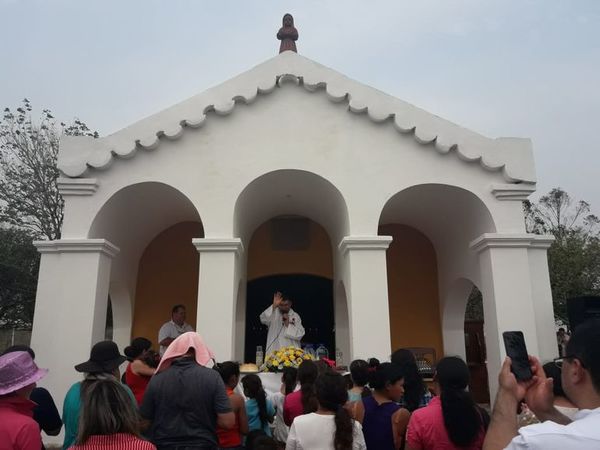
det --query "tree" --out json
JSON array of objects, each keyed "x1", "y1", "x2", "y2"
[
  {"x1": 0, "y1": 99, "x2": 98, "y2": 240},
  {"x1": 525, "y1": 188, "x2": 600, "y2": 325}
]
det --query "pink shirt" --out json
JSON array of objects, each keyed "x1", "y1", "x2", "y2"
[
  {"x1": 0, "y1": 396, "x2": 41, "y2": 450},
  {"x1": 284, "y1": 390, "x2": 304, "y2": 426},
  {"x1": 406, "y1": 397, "x2": 485, "y2": 450}
]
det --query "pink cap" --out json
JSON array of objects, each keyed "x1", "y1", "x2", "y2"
[{"x1": 0, "y1": 351, "x2": 48, "y2": 395}]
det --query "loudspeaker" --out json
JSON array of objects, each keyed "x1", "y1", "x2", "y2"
[{"x1": 567, "y1": 296, "x2": 600, "y2": 330}]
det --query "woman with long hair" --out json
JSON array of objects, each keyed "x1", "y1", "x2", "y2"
[
  {"x1": 406, "y1": 357, "x2": 488, "y2": 450},
  {"x1": 215, "y1": 361, "x2": 249, "y2": 449},
  {"x1": 68, "y1": 378, "x2": 155, "y2": 449},
  {"x1": 124, "y1": 337, "x2": 156, "y2": 406},
  {"x1": 391, "y1": 349, "x2": 432, "y2": 412},
  {"x1": 360, "y1": 362, "x2": 410, "y2": 450},
  {"x1": 242, "y1": 374, "x2": 275, "y2": 437},
  {"x1": 283, "y1": 360, "x2": 318, "y2": 426},
  {"x1": 270, "y1": 366, "x2": 297, "y2": 444},
  {"x1": 348, "y1": 359, "x2": 372, "y2": 402},
  {"x1": 287, "y1": 372, "x2": 366, "y2": 450}
]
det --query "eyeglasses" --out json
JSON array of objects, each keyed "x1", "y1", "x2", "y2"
[{"x1": 554, "y1": 355, "x2": 586, "y2": 369}]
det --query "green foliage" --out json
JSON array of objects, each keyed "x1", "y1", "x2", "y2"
[
  {"x1": 0, "y1": 227, "x2": 40, "y2": 327},
  {"x1": 0, "y1": 99, "x2": 98, "y2": 240},
  {"x1": 524, "y1": 188, "x2": 600, "y2": 325}
]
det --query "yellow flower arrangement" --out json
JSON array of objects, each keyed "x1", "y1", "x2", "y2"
[{"x1": 263, "y1": 346, "x2": 313, "y2": 372}]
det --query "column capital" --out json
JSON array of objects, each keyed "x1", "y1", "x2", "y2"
[
  {"x1": 470, "y1": 233, "x2": 554, "y2": 253},
  {"x1": 192, "y1": 238, "x2": 244, "y2": 255},
  {"x1": 34, "y1": 239, "x2": 120, "y2": 258},
  {"x1": 338, "y1": 236, "x2": 393, "y2": 254}
]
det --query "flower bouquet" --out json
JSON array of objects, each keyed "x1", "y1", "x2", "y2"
[{"x1": 263, "y1": 346, "x2": 313, "y2": 372}]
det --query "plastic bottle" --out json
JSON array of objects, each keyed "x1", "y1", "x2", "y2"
[
  {"x1": 316, "y1": 344, "x2": 329, "y2": 360},
  {"x1": 335, "y1": 347, "x2": 343, "y2": 366},
  {"x1": 256, "y1": 345, "x2": 264, "y2": 367},
  {"x1": 304, "y1": 344, "x2": 315, "y2": 359}
]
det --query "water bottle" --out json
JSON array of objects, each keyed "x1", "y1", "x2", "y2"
[
  {"x1": 304, "y1": 344, "x2": 315, "y2": 359},
  {"x1": 316, "y1": 344, "x2": 329, "y2": 360},
  {"x1": 335, "y1": 347, "x2": 343, "y2": 366},
  {"x1": 255, "y1": 346, "x2": 264, "y2": 367}
]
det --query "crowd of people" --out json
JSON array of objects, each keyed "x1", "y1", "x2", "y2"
[{"x1": 1, "y1": 316, "x2": 599, "y2": 450}]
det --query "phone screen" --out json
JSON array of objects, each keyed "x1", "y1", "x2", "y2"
[{"x1": 502, "y1": 331, "x2": 533, "y2": 381}]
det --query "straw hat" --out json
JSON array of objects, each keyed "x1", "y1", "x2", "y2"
[{"x1": 0, "y1": 351, "x2": 48, "y2": 395}]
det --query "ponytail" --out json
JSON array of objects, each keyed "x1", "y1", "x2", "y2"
[
  {"x1": 282, "y1": 367, "x2": 298, "y2": 396},
  {"x1": 241, "y1": 374, "x2": 270, "y2": 427},
  {"x1": 297, "y1": 360, "x2": 318, "y2": 414},
  {"x1": 315, "y1": 372, "x2": 354, "y2": 450},
  {"x1": 333, "y1": 405, "x2": 353, "y2": 450}
]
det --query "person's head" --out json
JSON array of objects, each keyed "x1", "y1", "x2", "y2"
[
  {"x1": 251, "y1": 435, "x2": 279, "y2": 450},
  {"x1": 558, "y1": 327, "x2": 566, "y2": 335},
  {"x1": 242, "y1": 374, "x2": 269, "y2": 426},
  {"x1": 77, "y1": 378, "x2": 142, "y2": 444},
  {"x1": 350, "y1": 359, "x2": 369, "y2": 388},
  {"x1": 561, "y1": 319, "x2": 600, "y2": 404},
  {"x1": 298, "y1": 360, "x2": 319, "y2": 413},
  {"x1": 283, "y1": 13, "x2": 294, "y2": 27},
  {"x1": 281, "y1": 366, "x2": 298, "y2": 395},
  {"x1": 1, "y1": 345, "x2": 35, "y2": 360},
  {"x1": 391, "y1": 348, "x2": 427, "y2": 412},
  {"x1": 75, "y1": 340, "x2": 127, "y2": 378},
  {"x1": 316, "y1": 372, "x2": 354, "y2": 450},
  {"x1": 171, "y1": 304, "x2": 186, "y2": 325},
  {"x1": 215, "y1": 361, "x2": 240, "y2": 389},
  {"x1": 369, "y1": 362, "x2": 404, "y2": 401},
  {"x1": 435, "y1": 356, "x2": 482, "y2": 447},
  {"x1": 368, "y1": 357, "x2": 380, "y2": 371},
  {"x1": 123, "y1": 337, "x2": 152, "y2": 361},
  {"x1": 278, "y1": 294, "x2": 292, "y2": 314},
  {"x1": 245, "y1": 430, "x2": 267, "y2": 450},
  {"x1": 0, "y1": 351, "x2": 47, "y2": 399}
]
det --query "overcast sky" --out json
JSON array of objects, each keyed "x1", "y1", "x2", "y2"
[{"x1": 1, "y1": 0, "x2": 599, "y2": 211}]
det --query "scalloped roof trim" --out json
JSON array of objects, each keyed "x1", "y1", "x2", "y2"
[{"x1": 58, "y1": 52, "x2": 535, "y2": 183}]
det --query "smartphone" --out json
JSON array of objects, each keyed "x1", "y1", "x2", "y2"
[{"x1": 503, "y1": 331, "x2": 533, "y2": 381}]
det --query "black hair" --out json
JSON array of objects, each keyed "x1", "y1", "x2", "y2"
[
  {"x1": 349, "y1": 359, "x2": 372, "y2": 398},
  {"x1": 124, "y1": 337, "x2": 152, "y2": 360},
  {"x1": 297, "y1": 360, "x2": 319, "y2": 414},
  {"x1": 245, "y1": 430, "x2": 267, "y2": 450},
  {"x1": 242, "y1": 374, "x2": 270, "y2": 428},
  {"x1": 316, "y1": 372, "x2": 354, "y2": 450},
  {"x1": 391, "y1": 348, "x2": 427, "y2": 412},
  {"x1": 543, "y1": 362, "x2": 566, "y2": 397},
  {"x1": 436, "y1": 356, "x2": 482, "y2": 447},
  {"x1": 368, "y1": 358, "x2": 380, "y2": 370},
  {"x1": 215, "y1": 361, "x2": 240, "y2": 386},
  {"x1": 171, "y1": 304, "x2": 185, "y2": 314},
  {"x1": 566, "y1": 318, "x2": 600, "y2": 392},
  {"x1": 369, "y1": 362, "x2": 404, "y2": 391},
  {"x1": 1, "y1": 345, "x2": 35, "y2": 360},
  {"x1": 252, "y1": 435, "x2": 279, "y2": 450},
  {"x1": 281, "y1": 366, "x2": 298, "y2": 395}
]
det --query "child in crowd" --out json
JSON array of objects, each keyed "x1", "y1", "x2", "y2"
[
  {"x1": 269, "y1": 367, "x2": 297, "y2": 444},
  {"x1": 68, "y1": 378, "x2": 155, "y2": 450},
  {"x1": 391, "y1": 349, "x2": 432, "y2": 412},
  {"x1": 242, "y1": 374, "x2": 275, "y2": 437},
  {"x1": 348, "y1": 359, "x2": 372, "y2": 402},
  {"x1": 360, "y1": 362, "x2": 410, "y2": 450},
  {"x1": 215, "y1": 361, "x2": 249, "y2": 449},
  {"x1": 283, "y1": 360, "x2": 318, "y2": 426},
  {"x1": 406, "y1": 356, "x2": 488, "y2": 450},
  {"x1": 287, "y1": 371, "x2": 366, "y2": 450}
]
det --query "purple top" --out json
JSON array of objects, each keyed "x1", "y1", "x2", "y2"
[{"x1": 362, "y1": 395, "x2": 401, "y2": 449}]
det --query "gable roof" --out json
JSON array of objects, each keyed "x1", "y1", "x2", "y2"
[{"x1": 58, "y1": 51, "x2": 535, "y2": 183}]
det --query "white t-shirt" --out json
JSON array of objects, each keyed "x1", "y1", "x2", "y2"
[
  {"x1": 158, "y1": 320, "x2": 194, "y2": 355},
  {"x1": 286, "y1": 413, "x2": 366, "y2": 450},
  {"x1": 505, "y1": 407, "x2": 600, "y2": 449}
]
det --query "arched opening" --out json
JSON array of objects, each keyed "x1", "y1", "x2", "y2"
[
  {"x1": 379, "y1": 183, "x2": 496, "y2": 376},
  {"x1": 234, "y1": 170, "x2": 349, "y2": 361},
  {"x1": 89, "y1": 182, "x2": 203, "y2": 349},
  {"x1": 464, "y1": 285, "x2": 489, "y2": 403}
]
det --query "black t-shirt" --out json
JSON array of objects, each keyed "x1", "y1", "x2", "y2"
[
  {"x1": 140, "y1": 358, "x2": 232, "y2": 448},
  {"x1": 30, "y1": 387, "x2": 62, "y2": 450}
]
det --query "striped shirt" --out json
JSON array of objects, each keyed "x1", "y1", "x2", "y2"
[{"x1": 67, "y1": 433, "x2": 156, "y2": 450}]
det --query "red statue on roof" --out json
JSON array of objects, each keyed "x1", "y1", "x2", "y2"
[{"x1": 277, "y1": 13, "x2": 298, "y2": 53}]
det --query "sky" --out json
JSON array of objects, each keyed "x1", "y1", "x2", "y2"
[{"x1": 1, "y1": 0, "x2": 599, "y2": 211}]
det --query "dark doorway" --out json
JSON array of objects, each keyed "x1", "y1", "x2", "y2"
[
  {"x1": 464, "y1": 320, "x2": 490, "y2": 404},
  {"x1": 245, "y1": 274, "x2": 334, "y2": 363}
]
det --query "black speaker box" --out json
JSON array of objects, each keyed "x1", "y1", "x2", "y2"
[{"x1": 567, "y1": 296, "x2": 600, "y2": 330}]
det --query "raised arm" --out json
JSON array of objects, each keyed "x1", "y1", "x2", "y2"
[{"x1": 260, "y1": 292, "x2": 283, "y2": 325}]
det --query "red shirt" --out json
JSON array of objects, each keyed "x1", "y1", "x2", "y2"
[
  {"x1": 125, "y1": 363, "x2": 151, "y2": 406},
  {"x1": 216, "y1": 388, "x2": 242, "y2": 447},
  {"x1": 406, "y1": 397, "x2": 485, "y2": 450},
  {"x1": 283, "y1": 390, "x2": 304, "y2": 426},
  {"x1": 68, "y1": 433, "x2": 156, "y2": 449},
  {"x1": 0, "y1": 396, "x2": 41, "y2": 450}
]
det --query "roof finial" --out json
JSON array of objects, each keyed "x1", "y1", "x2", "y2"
[{"x1": 277, "y1": 13, "x2": 298, "y2": 54}]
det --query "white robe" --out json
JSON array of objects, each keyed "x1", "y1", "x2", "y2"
[{"x1": 260, "y1": 305, "x2": 305, "y2": 355}]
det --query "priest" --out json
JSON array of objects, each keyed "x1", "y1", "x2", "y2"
[{"x1": 260, "y1": 291, "x2": 305, "y2": 356}]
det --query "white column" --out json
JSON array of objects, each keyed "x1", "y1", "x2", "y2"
[
  {"x1": 30, "y1": 239, "x2": 118, "y2": 415},
  {"x1": 339, "y1": 236, "x2": 393, "y2": 362},
  {"x1": 470, "y1": 234, "x2": 547, "y2": 397},
  {"x1": 193, "y1": 238, "x2": 243, "y2": 362},
  {"x1": 528, "y1": 236, "x2": 557, "y2": 361}
]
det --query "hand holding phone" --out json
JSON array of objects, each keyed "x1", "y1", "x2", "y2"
[{"x1": 503, "y1": 331, "x2": 533, "y2": 381}]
